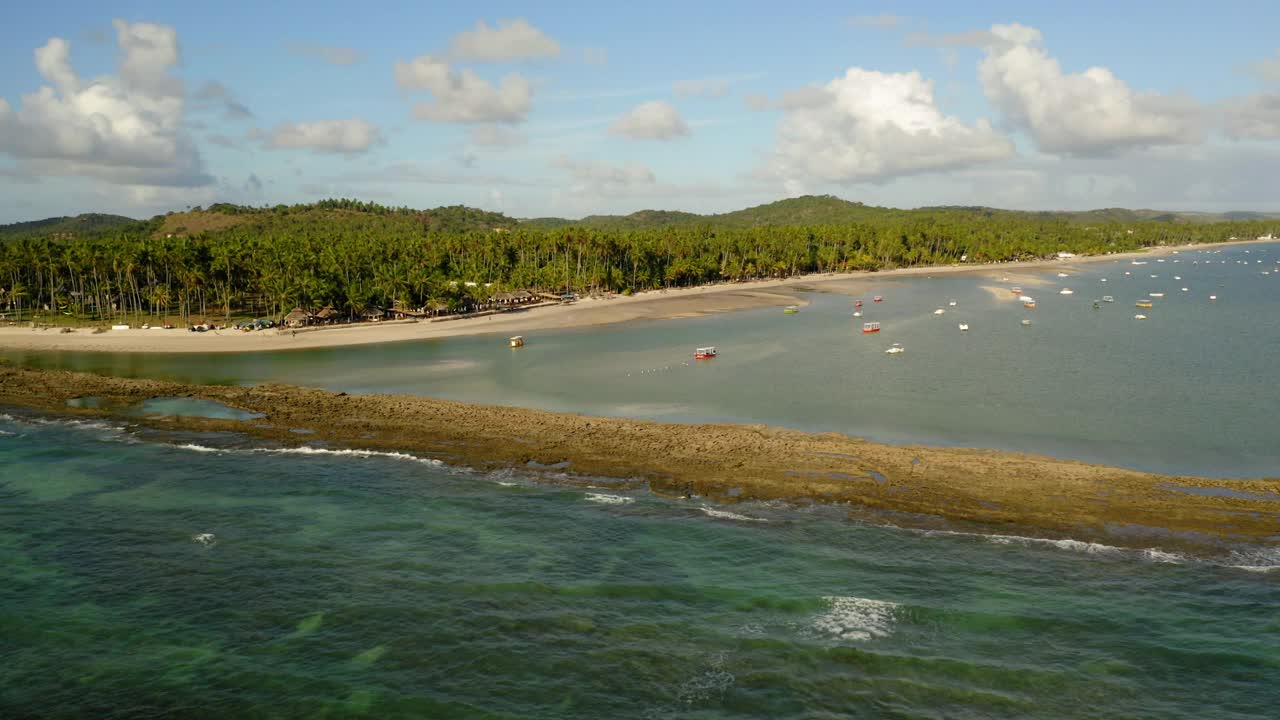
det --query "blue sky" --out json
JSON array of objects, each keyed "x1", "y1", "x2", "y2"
[{"x1": 2, "y1": 1, "x2": 1279, "y2": 222}]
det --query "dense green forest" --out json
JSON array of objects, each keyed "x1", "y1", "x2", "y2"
[
  {"x1": 0, "y1": 213, "x2": 137, "y2": 241},
  {"x1": 0, "y1": 196, "x2": 1275, "y2": 326}
]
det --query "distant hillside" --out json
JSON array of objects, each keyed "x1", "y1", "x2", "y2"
[
  {"x1": 154, "y1": 199, "x2": 519, "y2": 238},
  {"x1": 0, "y1": 213, "x2": 136, "y2": 240},
  {"x1": 524, "y1": 196, "x2": 1280, "y2": 230}
]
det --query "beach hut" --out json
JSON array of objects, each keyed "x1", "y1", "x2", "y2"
[
  {"x1": 361, "y1": 307, "x2": 387, "y2": 322},
  {"x1": 283, "y1": 307, "x2": 310, "y2": 328},
  {"x1": 313, "y1": 306, "x2": 340, "y2": 324}
]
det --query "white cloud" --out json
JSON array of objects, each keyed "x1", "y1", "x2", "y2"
[
  {"x1": 469, "y1": 125, "x2": 527, "y2": 147},
  {"x1": 553, "y1": 155, "x2": 655, "y2": 192},
  {"x1": 194, "y1": 80, "x2": 252, "y2": 120},
  {"x1": 449, "y1": 19, "x2": 560, "y2": 62},
  {"x1": 1222, "y1": 92, "x2": 1280, "y2": 140},
  {"x1": 583, "y1": 46, "x2": 608, "y2": 66},
  {"x1": 260, "y1": 119, "x2": 384, "y2": 154},
  {"x1": 978, "y1": 23, "x2": 1203, "y2": 156},
  {"x1": 395, "y1": 55, "x2": 532, "y2": 123},
  {"x1": 674, "y1": 79, "x2": 729, "y2": 98},
  {"x1": 1243, "y1": 49, "x2": 1280, "y2": 84},
  {"x1": 610, "y1": 100, "x2": 690, "y2": 140},
  {"x1": 765, "y1": 67, "x2": 1013, "y2": 187},
  {"x1": 0, "y1": 20, "x2": 211, "y2": 188},
  {"x1": 286, "y1": 43, "x2": 364, "y2": 66},
  {"x1": 848, "y1": 14, "x2": 906, "y2": 29}
]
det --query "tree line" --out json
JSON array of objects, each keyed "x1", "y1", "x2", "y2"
[{"x1": 0, "y1": 202, "x2": 1273, "y2": 326}]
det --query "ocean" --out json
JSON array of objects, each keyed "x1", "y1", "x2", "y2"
[{"x1": 2, "y1": 411, "x2": 1277, "y2": 718}]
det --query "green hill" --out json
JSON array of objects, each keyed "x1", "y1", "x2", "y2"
[{"x1": 0, "y1": 213, "x2": 137, "y2": 240}]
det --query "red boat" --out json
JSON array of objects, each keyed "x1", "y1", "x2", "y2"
[
  {"x1": 694, "y1": 346, "x2": 717, "y2": 359},
  {"x1": 862, "y1": 322, "x2": 881, "y2": 333},
  {"x1": 1011, "y1": 287, "x2": 1023, "y2": 295},
  {"x1": 873, "y1": 296, "x2": 883, "y2": 303},
  {"x1": 854, "y1": 300, "x2": 863, "y2": 308}
]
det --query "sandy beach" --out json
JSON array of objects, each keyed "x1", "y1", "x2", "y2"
[
  {"x1": 0, "y1": 239, "x2": 1264, "y2": 354},
  {"x1": 2, "y1": 365, "x2": 1276, "y2": 552}
]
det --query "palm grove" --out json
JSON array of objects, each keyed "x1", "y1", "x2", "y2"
[{"x1": 0, "y1": 198, "x2": 1273, "y2": 326}]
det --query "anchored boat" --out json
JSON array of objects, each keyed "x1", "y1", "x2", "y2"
[
  {"x1": 509, "y1": 336, "x2": 525, "y2": 348},
  {"x1": 784, "y1": 305, "x2": 799, "y2": 314},
  {"x1": 862, "y1": 321, "x2": 881, "y2": 334},
  {"x1": 694, "y1": 346, "x2": 717, "y2": 359}
]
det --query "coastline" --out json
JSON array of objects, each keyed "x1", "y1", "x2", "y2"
[
  {"x1": 2, "y1": 238, "x2": 1268, "y2": 354},
  {"x1": 3, "y1": 365, "x2": 1277, "y2": 553}
]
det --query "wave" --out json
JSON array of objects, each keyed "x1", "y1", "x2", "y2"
[
  {"x1": 173, "y1": 443, "x2": 444, "y2": 467},
  {"x1": 585, "y1": 492, "x2": 633, "y2": 505},
  {"x1": 812, "y1": 596, "x2": 899, "y2": 642},
  {"x1": 1223, "y1": 547, "x2": 1280, "y2": 573},
  {"x1": 699, "y1": 506, "x2": 767, "y2": 522}
]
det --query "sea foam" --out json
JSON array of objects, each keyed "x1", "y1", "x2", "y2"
[
  {"x1": 699, "y1": 506, "x2": 767, "y2": 522},
  {"x1": 813, "y1": 596, "x2": 899, "y2": 641},
  {"x1": 173, "y1": 443, "x2": 443, "y2": 467},
  {"x1": 585, "y1": 492, "x2": 633, "y2": 505}
]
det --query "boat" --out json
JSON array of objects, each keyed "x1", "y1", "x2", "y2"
[
  {"x1": 854, "y1": 300, "x2": 863, "y2": 308},
  {"x1": 1181, "y1": 287, "x2": 1189, "y2": 292},
  {"x1": 862, "y1": 321, "x2": 881, "y2": 333},
  {"x1": 1209, "y1": 295, "x2": 1218, "y2": 300},
  {"x1": 694, "y1": 346, "x2": 717, "y2": 359},
  {"x1": 933, "y1": 308, "x2": 945, "y2": 315},
  {"x1": 784, "y1": 305, "x2": 799, "y2": 314},
  {"x1": 1092, "y1": 301, "x2": 1100, "y2": 309},
  {"x1": 1132, "y1": 261, "x2": 1147, "y2": 265},
  {"x1": 948, "y1": 300, "x2": 957, "y2": 307},
  {"x1": 1174, "y1": 276, "x2": 1181, "y2": 280},
  {"x1": 1149, "y1": 292, "x2": 1164, "y2": 298},
  {"x1": 852, "y1": 310, "x2": 863, "y2": 317},
  {"x1": 1057, "y1": 272, "x2": 1069, "y2": 278},
  {"x1": 1021, "y1": 319, "x2": 1032, "y2": 326},
  {"x1": 509, "y1": 336, "x2": 525, "y2": 348},
  {"x1": 958, "y1": 323, "x2": 969, "y2": 331},
  {"x1": 1100, "y1": 278, "x2": 1108, "y2": 282},
  {"x1": 873, "y1": 296, "x2": 883, "y2": 303},
  {"x1": 1011, "y1": 287, "x2": 1023, "y2": 295},
  {"x1": 1135, "y1": 300, "x2": 1153, "y2": 308},
  {"x1": 1134, "y1": 314, "x2": 1148, "y2": 320},
  {"x1": 1022, "y1": 301, "x2": 1036, "y2": 308},
  {"x1": 1059, "y1": 288, "x2": 1074, "y2": 295},
  {"x1": 1102, "y1": 296, "x2": 1114, "y2": 303},
  {"x1": 884, "y1": 343, "x2": 904, "y2": 354}
]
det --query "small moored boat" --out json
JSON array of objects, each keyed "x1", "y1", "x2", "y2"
[
  {"x1": 1134, "y1": 314, "x2": 1148, "y2": 320},
  {"x1": 958, "y1": 323, "x2": 969, "y2": 331},
  {"x1": 1059, "y1": 288, "x2": 1074, "y2": 295},
  {"x1": 509, "y1": 336, "x2": 525, "y2": 348},
  {"x1": 1102, "y1": 296, "x2": 1114, "y2": 303},
  {"x1": 784, "y1": 305, "x2": 799, "y2": 314},
  {"x1": 694, "y1": 346, "x2": 717, "y2": 359},
  {"x1": 1021, "y1": 319, "x2": 1032, "y2": 326},
  {"x1": 854, "y1": 300, "x2": 863, "y2": 308},
  {"x1": 852, "y1": 310, "x2": 863, "y2": 317},
  {"x1": 933, "y1": 308, "x2": 945, "y2": 315},
  {"x1": 873, "y1": 296, "x2": 883, "y2": 303},
  {"x1": 1011, "y1": 287, "x2": 1023, "y2": 295},
  {"x1": 884, "y1": 343, "x2": 904, "y2": 354},
  {"x1": 862, "y1": 321, "x2": 881, "y2": 334},
  {"x1": 1135, "y1": 300, "x2": 1153, "y2": 308},
  {"x1": 1149, "y1": 292, "x2": 1164, "y2": 298},
  {"x1": 948, "y1": 299, "x2": 957, "y2": 307}
]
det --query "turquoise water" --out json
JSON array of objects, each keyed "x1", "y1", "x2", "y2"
[
  {"x1": 11, "y1": 243, "x2": 1280, "y2": 477},
  {"x1": 2, "y1": 412, "x2": 1277, "y2": 718}
]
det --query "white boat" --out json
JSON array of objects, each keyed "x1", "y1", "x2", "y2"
[
  {"x1": 1174, "y1": 276, "x2": 1181, "y2": 280},
  {"x1": 1149, "y1": 292, "x2": 1164, "y2": 298},
  {"x1": 884, "y1": 343, "x2": 905, "y2": 354},
  {"x1": 958, "y1": 323, "x2": 969, "y2": 331},
  {"x1": 1059, "y1": 288, "x2": 1074, "y2": 295},
  {"x1": 933, "y1": 308, "x2": 946, "y2": 315},
  {"x1": 948, "y1": 300, "x2": 957, "y2": 307},
  {"x1": 1134, "y1": 314, "x2": 1147, "y2": 320},
  {"x1": 1181, "y1": 287, "x2": 1189, "y2": 292},
  {"x1": 852, "y1": 310, "x2": 863, "y2": 317},
  {"x1": 1019, "y1": 295, "x2": 1036, "y2": 304},
  {"x1": 1100, "y1": 278, "x2": 1108, "y2": 282},
  {"x1": 1057, "y1": 272, "x2": 1069, "y2": 278},
  {"x1": 1102, "y1": 295, "x2": 1114, "y2": 303},
  {"x1": 1021, "y1": 319, "x2": 1032, "y2": 326},
  {"x1": 1132, "y1": 261, "x2": 1148, "y2": 265},
  {"x1": 694, "y1": 346, "x2": 717, "y2": 359},
  {"x1": 1210, "y1": 295, "x2": 1218, "y2": 300}
]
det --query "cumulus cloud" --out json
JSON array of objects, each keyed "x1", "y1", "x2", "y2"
[
  {"x1": 469, "y1": 125, "x2": 527, "y2": 147},
  {"x1": 395, "y1": 55, "x2": 532, "y2": 123},
  {"x1": 848, "y1": 14, "x2": 906, "y2": 29},
  {"x1": 449, "y1": 19, "x2": 560, "y2": 62},
  {"x1": 286, "y1": 43, "x2": 364, "y2": 66},
  {"x1": 194, "y1": 80, "x2": 252, "y2": 120},
  {"x1": 1222, "y1": 92, "x2": 1280, "y2": 140},
  {"x1": 978, "y1": 23, "x2": 1203, "y2": 156},
  {"x1": 610, "y1": 100, "x2": 690, "y2": 140},
  {"x1": 765, "y1": 68, "x2": 1013, "y2": 188},
  {"x1": 674, "y1": 79, "x2": 729, "y2": 98},
  {"x1": 0, "y1": 19, "x2": 211, "y2": 188},
  {"x1": 260, "y1": 119, "x2": 384, "y2": 154},
  {"x1": 583, "y1": 46, "x2": 608, "y2": 66}
]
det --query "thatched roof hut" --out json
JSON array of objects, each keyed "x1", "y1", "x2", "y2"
[
  {"x1": 314, "y1": 306, "x2": 339, "y2": 321},
  {"x1": 283, "y1": 307, "x2": 310, "y2": 327}
]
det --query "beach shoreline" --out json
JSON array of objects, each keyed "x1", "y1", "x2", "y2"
[
  {"x1": 1, "y1": 238, "x2": 1268, "y2": 354},
  {"x1": 2, "y1": 365, "x2": 1277, "y2": 553}
]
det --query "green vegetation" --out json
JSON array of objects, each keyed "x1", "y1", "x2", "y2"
[
  {"x1": 0, "y1": 213, "x2": 137, "y2": 241},
  {"x1": 0, "y1": 196, "x2": 1275, "y2": 327}
]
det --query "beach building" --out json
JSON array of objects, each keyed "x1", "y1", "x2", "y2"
[
  {"x1": 283, "y1": 307, "x2": 311, "y2": 327},
  {"x1": 313, "y1": 306, "x2": 340, "y2": 324}
]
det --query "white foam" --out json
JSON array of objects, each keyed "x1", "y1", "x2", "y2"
[
  {"x1": 699, "y1": 506, "x2": 767, "y2": 522},
  {"x1": 192, "y1": 532, "x2": 216, "y2": 546},
  {"x1": 1141, "y1": 549, "x2": 1186, "y2": 564},
  {"x1": 585, "y1": 492, "x2": 633, "y2": 505},
  {"x1": 173, "y1": 443, "x2": 443, "y2": 467},
  {"x1": 813, "y1": 596, "x2": 899, "y2": 641}
]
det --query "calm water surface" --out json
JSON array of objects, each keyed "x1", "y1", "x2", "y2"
[
  {"x1": 11, "y1": 243, "x2": 1280, "y2": 477},
  {"x1": 2, "y1": 413, "x2": 1277, "y2": 719}
]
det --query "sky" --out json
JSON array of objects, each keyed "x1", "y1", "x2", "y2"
[{"x1": 2, "y1": 0, "x2": 1280, "y2": 223}]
